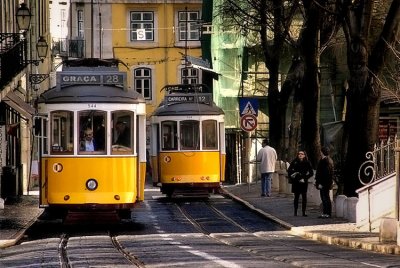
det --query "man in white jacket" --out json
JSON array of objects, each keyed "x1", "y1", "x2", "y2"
[{"x1": 257, "y1": 138, "x2": 277, "y2": 197}]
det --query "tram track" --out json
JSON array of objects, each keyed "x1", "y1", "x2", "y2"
[
  {"x1": 175, "y1": 199, "x2": 270, "y2": 257},
  {"x1": 4, "y1": 196, "x2": 400, "y2": 267},
  {"x1": 109, "y1": 231, "x2": 146, "y2": 267},
  {"x1": 175, "y1": 198, "x2": 388, "y2": 268},
  {"x1": 56, "y1": 230, "x2": 146, "y2": 267},
  {"x1": 59, "y1": 234, "x2": 70, "y2": 268}
]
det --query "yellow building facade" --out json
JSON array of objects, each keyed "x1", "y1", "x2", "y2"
[{"x1": 111, "y1": 1, "x2": 203, "y2": 117}]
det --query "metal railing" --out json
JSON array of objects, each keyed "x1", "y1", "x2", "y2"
[
  {"x1": 0, "y1": 33, "x2": 27, "y2": 89},
  {"x1": 358, "y1": 136, "x2": 397, "y2": 186},
  {"x1": 51, "y1": 38, "x2": 85, "y2": 58}
]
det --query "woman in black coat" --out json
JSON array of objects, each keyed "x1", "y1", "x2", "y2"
[{"x1": 287, "y1": 150, "x2": 314, "y2": 216}]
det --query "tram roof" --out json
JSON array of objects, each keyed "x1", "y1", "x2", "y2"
[
  {"x1": 152, "y1": 102, "x2": 224, "y2": 116},
  {"x1": 38, "y1": 85, "x2": 145, "y2": 104}
]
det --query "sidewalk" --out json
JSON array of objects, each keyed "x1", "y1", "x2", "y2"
[
  {"x1": 1, "y1": 185, "x2": 400, "y2": 256},
  {"x1": 221, "y1": 182, "x2": 400, "y2": 255},
  {"x1": 0, "y1": 194, "x2": 43, "y2": 249}
]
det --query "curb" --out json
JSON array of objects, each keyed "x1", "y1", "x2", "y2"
[
  {"x1": 220, "y1": 187, "x2": 400, "y2": 256},
  {"x1": 0, "y1": 212, "x2": 40, "y2": 249},
  {"x1": 220, "y1": 187, "x2": 293, "y2": 230},
  {"x1": 291, "y1": 227, "x2": 400, "y2": 255}
]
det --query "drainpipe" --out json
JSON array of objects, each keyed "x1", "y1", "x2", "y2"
[{"x1": 91, "y1": 0, "x2": 94, "y2": 58}]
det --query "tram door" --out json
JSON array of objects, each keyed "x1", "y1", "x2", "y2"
[{"x1": 33, "y1": 116, "x2": 49, "y2": 206}]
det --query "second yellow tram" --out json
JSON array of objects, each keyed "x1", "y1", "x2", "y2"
[{"x1": 150, "y1": 84, "x2": 225, "y2": 198}]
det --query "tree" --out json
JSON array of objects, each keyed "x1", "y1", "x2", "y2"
[
  {"x1": 339, "y1": 0, "x2": 400, "y2": 196},
  {"x1": 215, "y1": 0, "x2": 301, "y2": 159},
  {"x1": 297, "y1": 0, "x2": 323, "y2": 166},
  {"x1": 216, "y1": 0, "x2": 339, "y2": 167}
]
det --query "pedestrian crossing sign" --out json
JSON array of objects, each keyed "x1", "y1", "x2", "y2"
[{"x1": 239, "y1": 98, "x2": 259, "y2": 116}]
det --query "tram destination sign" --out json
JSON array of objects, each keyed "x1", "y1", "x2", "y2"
[
  {"x1": 57, "y1": 72, "x2": 126, "y2": 88},
  {"x1": 166, "y1": 94, "x2": 212, "y2": 105}
]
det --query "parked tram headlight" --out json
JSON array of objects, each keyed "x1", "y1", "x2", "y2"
[{"x1": 86, "y1": 178, "x2": 98, "y2": 191}]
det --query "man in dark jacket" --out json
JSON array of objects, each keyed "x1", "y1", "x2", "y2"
[{"x1": 315, "y1": 146, "x2": 335, "y2": 218}]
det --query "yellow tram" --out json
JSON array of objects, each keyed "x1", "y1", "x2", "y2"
[
  {"x1": 150, "y1": 84, "x2": 225, "y2": 198},
  {"x1": 35, "y1": 58, "x2": 147, "y2": 218}
]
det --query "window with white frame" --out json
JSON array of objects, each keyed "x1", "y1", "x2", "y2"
[
  {"x1": 134, "y1": 68, "x2": 152, "y2": 100},
  {"x1": 181, "y1": 67, "x2": 199, "y2": 84},
  {"x1": 178, "y1": 11, "x2": 200, "y2": 41},
  {"x1": 78, "y1": 10, "x2": 84, "y2": 38},
  {"x1": 61, "y1": 9, "x2": 66, "y2": 29},
  {"x1": 60, "y1": 9, "x2": 67, "y2": 52},
  {"x1": 130, "y1": 11, "x2": 154, "y2": 41}
]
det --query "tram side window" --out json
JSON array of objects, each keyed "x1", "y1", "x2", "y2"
[
  {"x1": 51, "y1": 111, "x2": 74, "y2": 154},
  {"x1": 202, "y1": 120, "x2": 218, "y2": 150},
  {"x1": 112, "y1": 112, "x2": 134, "y2": 154},
  {"x1": 79, "y1": 110, "x2": 106, "y2": 153},
  {"x1": 161, "y1": 121, "x2": 177, "y2": 150},
  {"x1": 180, "y1": 120, "x2": 200, "y2": 150}
]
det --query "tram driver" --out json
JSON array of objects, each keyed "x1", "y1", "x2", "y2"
[{"x1": 80, "y1": 128, "x2": 97, "y2": 152}]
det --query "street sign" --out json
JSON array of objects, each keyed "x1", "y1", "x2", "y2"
[
  {"x1": 239, "y1": 98, "x2": 259, "y2": 116},
  {"x1": 185, "y1": 55, "x2": 211, "y2": 68},
  {"x1": 240, "y1": 114, "x2": 257, "y2": 132},
  {"x1": 137, "y1": 29, "x2": 146, "y2": 40}
]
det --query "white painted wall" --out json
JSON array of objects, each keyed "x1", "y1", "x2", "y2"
[{"x1": 356, "y1": 174, "x2": 396, "y2": 231}]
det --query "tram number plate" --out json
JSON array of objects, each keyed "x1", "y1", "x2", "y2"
[{"x1": 166, "y1": 94, "x2": 212, "y2": 105}]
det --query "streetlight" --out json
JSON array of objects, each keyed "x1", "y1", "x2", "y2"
[
  {"x1": 16, "y1": 4, "x2": 49, "y2": 65},
  {"x1": 16, "y1": 3, "x2": 31, "y2": 32},
  {"x1": 25, "y1": 36, "x2": 49, "y2": 66},
  {"x1": 29, "y1": 36, "x2": 50, "y2": 83},
  {"x1": 36, "y1": 36, "x2": 49, "y2": 60},
  {"x1": 16, "y1": 4, "x2": 50, "y2": 85}
]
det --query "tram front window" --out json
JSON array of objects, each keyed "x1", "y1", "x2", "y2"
[
  {"x1": 161, "y1": 121, "x2": 177, "y2": 150},
  {"x1": 51, "y1": 111, "x2": 74, "y2": 154},
  {"x1": 79, "y1": 110, "x2": 106, "y2": 154},
  {"x1": 202, "y1": 120, "x2": 218, "y2": 150},
  {"x1": 111, "y1": 112, "x2": 134, "y2": 154},
  {"x1": 180, "y1": 120, "x2": 199, "y2": 150}
]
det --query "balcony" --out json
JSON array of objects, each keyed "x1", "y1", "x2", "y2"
[
  {"x1": 52, "y1": 38, "x2": 86, "y2": 59},
  {"x1": 0, "y1": 33, "x2": 27, "y2": 89}
]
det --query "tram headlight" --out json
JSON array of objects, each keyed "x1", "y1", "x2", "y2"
[{"x1": 86, "y1": 178, "x2": 98, "y2": 191}]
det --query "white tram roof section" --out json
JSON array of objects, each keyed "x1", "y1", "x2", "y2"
[
  {"x1": 38, "y1": 58, "x2": 145, "y2": 104},
  {"x1": 153, "y1": 84, "x2": 224, "y2": 116}
]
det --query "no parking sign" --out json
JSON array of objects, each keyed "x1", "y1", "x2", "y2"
[{"x1": 240, "y1": 114, "x2": 257, "y2": 131}]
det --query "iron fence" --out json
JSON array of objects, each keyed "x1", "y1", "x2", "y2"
[
  {"x1": 51, "y1": 38, "x2": 85, "y2": 58},
  {"x1": 358, "y1": 136, "x2": 397, "y2": 186}
]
